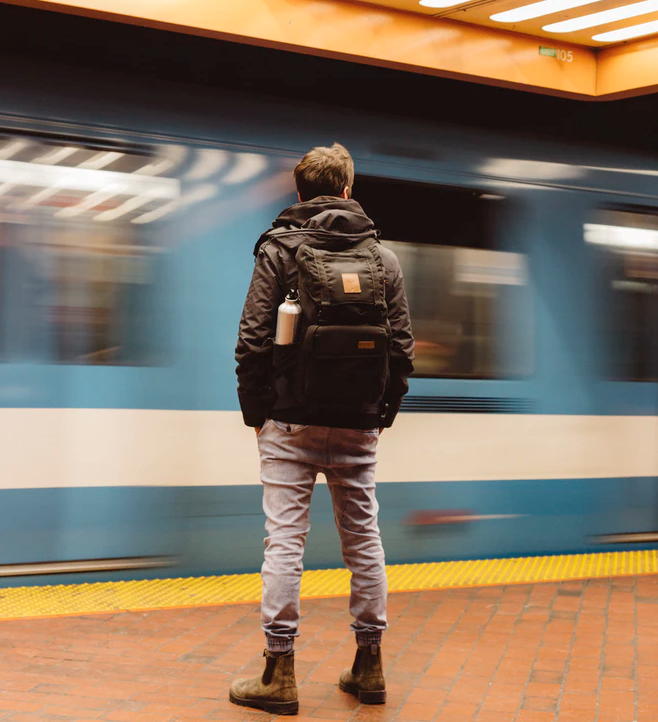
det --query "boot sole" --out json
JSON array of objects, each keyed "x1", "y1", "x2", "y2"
[
  {"x1": 339, "y1": 680, "x2": 386, "y2": 705},
  {"x1": 229, "y1": 691, "x2": 299, "y2": 715}
]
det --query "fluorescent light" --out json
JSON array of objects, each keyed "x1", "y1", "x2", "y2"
[
  {"x1": 131, "y1": 200, "x2": 179, "y2": 225},
  {"x1": 184, "y1": 149, "x2": 228, "y2": 181},
  {"x1": 593, "y1": 17, "x2": 658, "y2": 41},
  {"x1": 95, "y1": 169, "x2": 206, "y2": 222},
  {"x1": 94, "y1": 193, "x2": 157, "y2": 222},
  {"x1": 491, "y1": 0, "x2": 601, "y2": 23},
  {"x1": 584, "y1": 223, "x2": 658, "y2": 251},
  {"x1": 419, "y1": 0, "x2": 471, "y2": 7},
  {"x1": 0, "y1": 158, "x2": 178, "y2": 222},
  {"x1": 138, "y1": 158, "x2": 175, "y2": 177},
  {"x1": 13, "y1": 186, "x2": 61, "y2": 211},
  {"x1": 222, "y1": 154, "x2": 267, "y2": 185},
  {"x1": 131, "y1": 184, "x2": 218, "y2": 224},
  {"x1": 50, "y1": 157, "x2": 177, "y2": 220},
  {"x1": 15, "y1": 154, "x2": 120, "y2": 211},
  {"x1": 544, "y1": 0, "x2": 658, "y2": 32},
  {"x1": 56, "y1": 188, "x2": 122, "y2": 218},
  {"x1": 0, "y1": 151, "x2": 181, "y2": 221},
  {"x1": 0, "y1": 140, "x2": 28, "y2": 160},
  {"x1": 12, "y1": 150, "x2": 124, "y2": 211},
  {"x1": 32, "y1": 146, "x2": 78, "y2": 165},
  {"x1": 56, "y1": 158, "x2": 172, "y2": 218},
  {"x1": 0, "y1": 160, "x2": 177, "y2": 197},
  {"x1": 78, "y1": 151, "x2": 123, "y2": 170},
  {"x1": 158, "y1": 144, "x2": 187, "y2": 171}
]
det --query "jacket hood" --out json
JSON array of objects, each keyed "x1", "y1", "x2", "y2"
[{"x1": 255, "y1": 196, "x2": 378, "y2": 256}]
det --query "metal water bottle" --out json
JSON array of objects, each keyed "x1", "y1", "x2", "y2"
[{"x1": 275, "y1": 291, "x2": 302, "y2": 345}]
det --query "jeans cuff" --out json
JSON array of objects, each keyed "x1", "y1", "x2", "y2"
[
  {"x1": 266, "y1": 634, "x2": 294, "y2": 652},
  {"x1": 356, "y1": 631, "x2": 382, "y2": 647}
]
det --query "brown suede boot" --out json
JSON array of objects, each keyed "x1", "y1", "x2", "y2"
[
  {"x1": 229, "y1": 649, "x2": 298, "y2": 715},
  {"x1": 339, "y1": 644, "x2": 386, "y2": 704}
]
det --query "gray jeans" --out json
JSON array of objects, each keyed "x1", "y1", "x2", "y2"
[{"x1": 257, "y1": 418, "x2": 388, "y2": 651}]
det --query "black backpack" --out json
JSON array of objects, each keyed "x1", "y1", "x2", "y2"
[{"x1": 274, "y1": 234, "x2": 391, "y2": 411}]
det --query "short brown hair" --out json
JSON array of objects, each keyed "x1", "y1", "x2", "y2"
[{"x1": 293, "y1": 143, "x2": 355, "y2": 202}]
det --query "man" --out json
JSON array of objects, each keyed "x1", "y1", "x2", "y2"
[{"x1": 232, "y1": 143, "x2": 414, "y2": 715}]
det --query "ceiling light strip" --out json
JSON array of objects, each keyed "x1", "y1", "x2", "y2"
[
  {"x1": 593, "y1": 17, "x2": 658, "y2": 40},
  {"x1": 544, "y1": 0, "x2": 658, "y2": 32},
  {"x1": 491, "y1": 0, "x2": 602, "y2": 23}
]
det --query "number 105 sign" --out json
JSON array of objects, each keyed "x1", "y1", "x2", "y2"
[{"x1": 539, "y1": 46, "x2": 574, "y2": 62}]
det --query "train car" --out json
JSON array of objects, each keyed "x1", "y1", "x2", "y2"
[{"x1": 0, "y1": 46, "x2": 657, "y2": 587}]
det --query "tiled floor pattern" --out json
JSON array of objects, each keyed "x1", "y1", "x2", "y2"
[{"x1": 0, "y1": 575, "x2": 656, "y2": 721}]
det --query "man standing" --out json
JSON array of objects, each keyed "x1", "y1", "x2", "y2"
[{"x1": 232, "y1": 143, "x2": 414, "y2": 715}]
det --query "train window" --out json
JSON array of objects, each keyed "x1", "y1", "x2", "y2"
[
  {"x1": 586, "y1": 208, "x2": 658, "y2": 381},
  {"x1": 355, "y1": 175, "x2": 532, "y2": 378},
  {"x1": 0, "y1": 135, "x2": 177, "y2": 365}
]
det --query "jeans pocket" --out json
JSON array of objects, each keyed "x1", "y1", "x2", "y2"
[
  {"x1": 271, "y1": 419, "x2": 308, "y2": 434},
  {"x1": 256, "y1": 419, "x2": 272, "y2": 438}
]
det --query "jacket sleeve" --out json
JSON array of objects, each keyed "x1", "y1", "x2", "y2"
[
  {"x1": 235, "y1": 248, "x2": 284, "y2": 427},
  {"x1": 382, "y1": 259, "x2": 415, "y2": 427}
]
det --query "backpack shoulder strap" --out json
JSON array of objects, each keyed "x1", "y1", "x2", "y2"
[{"x1": 254, "y1": 226, "x2": 292, "y2": 256}]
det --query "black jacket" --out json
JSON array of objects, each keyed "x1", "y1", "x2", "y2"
[{"x1": 235, "y1": 196, "x2": 415, "y2": 429}]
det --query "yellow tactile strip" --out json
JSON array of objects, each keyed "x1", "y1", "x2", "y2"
[{"x1": 1, "y1": 550, "x2": 657, "y2": 620}]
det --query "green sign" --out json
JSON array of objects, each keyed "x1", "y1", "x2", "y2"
[{"x1": 539, "y1": 46, "x2": 557, "y2": 57}]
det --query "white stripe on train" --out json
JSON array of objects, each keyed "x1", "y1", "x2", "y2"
[{"x1": 0, "y1": 409, "x2": 655, "y2": 489}]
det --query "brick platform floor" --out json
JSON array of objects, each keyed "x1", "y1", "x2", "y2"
[{"x1": 1, "y1": 575, "x2": 657, "y2": 722}]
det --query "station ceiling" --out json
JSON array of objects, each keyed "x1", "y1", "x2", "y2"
[
  {"x1": 2, "y1": 0, "x2": 657, "y2": 99},
  {"x1": 363, "y1": 0, "x2": 658, "y2": 48}
]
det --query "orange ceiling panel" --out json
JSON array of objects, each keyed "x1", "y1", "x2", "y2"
[
  {"x1": 597, "y1": 36, "x2": 658, "y2": 96},
  {"x1": 1, "y1": 0, "x2": 657, "y2": 99}
]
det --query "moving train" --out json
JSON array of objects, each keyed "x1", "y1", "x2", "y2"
[{"x1": 1, "y1": 41, "x2": 658, "y2": 588}]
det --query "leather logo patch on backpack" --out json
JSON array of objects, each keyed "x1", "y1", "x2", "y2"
[
  {"x1": 358, "y1": 341, "x2": 376, "y2": 350},
  {"x1": 342, "y1": 273, "x2": 361, "y2": 294}
]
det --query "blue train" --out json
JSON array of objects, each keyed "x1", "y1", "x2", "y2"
[{"x1": 1, "y1": 42, "x2": 657, "y2": 588}]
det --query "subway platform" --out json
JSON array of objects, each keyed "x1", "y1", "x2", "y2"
[{"x1": 0, "y1": 552, "x2": 657, "y2": 722}]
